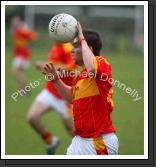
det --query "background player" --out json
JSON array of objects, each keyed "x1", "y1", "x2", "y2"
[
  {"x1": 27, "y1": 42, "x2": 76, "y2": 155},
  {"x1": 11, "y1": 16, "x2": 38, "y2": 90}
]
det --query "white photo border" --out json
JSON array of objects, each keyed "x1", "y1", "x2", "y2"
[{"x1": 1, "y1": 1, "x2": 148, "y2": 159}]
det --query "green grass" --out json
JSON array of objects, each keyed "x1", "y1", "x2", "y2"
[{"x1": 5, "y1": 29, "x2": 144, "y2": 155}]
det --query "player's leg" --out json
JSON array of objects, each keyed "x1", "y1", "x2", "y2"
[
  {"x1": 101, "y1": 133, "x2": 119, "y2": 155},
  {"x1": 62, "y1": 117, "x2": 74, "y2": 136},
  {"x1": 67, "y1": 136, "x2": 93, "y2": 155},
  {"x1": 27, "y1": 89, "x2": 60, "y2": 154},
  {"x1": 12, "y1": 67, "x2": 27, "y2": 90},
  {"x1": 27, "y1": 100, "x2": 50, "y2": 137},
  {"x1": 88, "y1": 133, "x2": 119, "y2": 155},
  {"x1": 67, "y1": 134, "x2": 119, "y2": 155},
  {"x1": 12, "y1": 57, "x2": 29, "y2": 90},
  {"x1": 67, "y1": 136, "x2": 94, "y2": 155},
  {"x1": 83, "y1": 133, "x2": 119, "y2": 155},
  {"x1": 66, "y1": 136, "x2": 78, "y2": 155},
  {"x1": 49, "y1": 96, "x2": 74, "y2": 136}
]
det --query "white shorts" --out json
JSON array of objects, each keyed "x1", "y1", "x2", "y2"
[
  {"x1": 67, "y1": 133, "x2": 119, "y2": 155},
  {"x1": 12, "y1": 56, "x2": 30, "y2": 70},
  {"x1": 35, "y1": 89, "x2": 69, "y2": 119}
]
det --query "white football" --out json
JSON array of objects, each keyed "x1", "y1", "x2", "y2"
[{"x1": 49, "y1": 13, "x2": 77, "y2": 43}]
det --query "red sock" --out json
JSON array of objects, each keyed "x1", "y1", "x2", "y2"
[{"x1": 42, "y1": 132, "x2": 52, "y2": 144}]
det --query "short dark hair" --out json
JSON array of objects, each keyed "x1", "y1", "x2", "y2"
[{"x1": 83, "y1": 29, "x2": 102, "y2": 56}]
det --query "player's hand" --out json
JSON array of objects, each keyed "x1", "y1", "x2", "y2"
[
  {"x1": 42, "y1": 63, "x2": 59, "y2": 82},
  {"x1": 76, "y1": 21, "x2": 85, "y2": 42}
]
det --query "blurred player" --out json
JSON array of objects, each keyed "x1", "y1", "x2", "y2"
[
  {"x1": 27, "y1": 42, "x2": 76, "y2": 155},
  {"x1": 11, "y1": 16, "x2": 37, "y2": 90},
  {"x1": 43, "y1": 22, "x2": 119, "y2": 155}
]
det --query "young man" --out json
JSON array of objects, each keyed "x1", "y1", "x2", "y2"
[
  {"x1": 11, "y1": 16, "x2": 37, "y2": 90},
  {"x1": 42, "y1": 22, "x2": 119, "y2": 155},
  {"x1": 27, "y1": 42, "x2": 76, "y2": 155}
]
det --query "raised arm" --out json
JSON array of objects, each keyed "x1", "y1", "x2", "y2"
[{"x1": 76, "y1": 22, "x2": 95, "y2": 74}]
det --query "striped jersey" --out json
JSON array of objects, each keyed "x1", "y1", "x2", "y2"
[{"x1": 72, "y1": 56, "x2": 116, "y2": 138}]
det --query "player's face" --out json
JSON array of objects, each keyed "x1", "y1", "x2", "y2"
[
  {"x1": 11, "y1": 17, "x2": 22, "y2": 27},
  {"x1": 71, "y1": 38, "x2": 84, "y2": 66}
]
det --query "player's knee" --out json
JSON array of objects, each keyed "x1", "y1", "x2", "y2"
[
  {"x1": 67, "y1": 123, "x2": 73, "y2": 131},
  {"x1": 27, "y1": 110, "x2": 38, "y2": 124},
  {"x1": 12, "y1": 68, "x2": 22, "y2": 76},
  {"x1": 27, "y1": 102, "x2": 46, "y2": 124}
]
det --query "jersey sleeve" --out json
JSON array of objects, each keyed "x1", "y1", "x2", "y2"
[
  {"x1": 48, "y1": 45, "x2": 65, "y2": 63},
  {"x1": 93, "y1": 56, "x2": 112, "y2": 86},
  {"x1": 17, "y1": 28, "x2": 37, "y2": 41},
  {"x1": 48, "y1": 43, "x2": 76, "y2": 71}
]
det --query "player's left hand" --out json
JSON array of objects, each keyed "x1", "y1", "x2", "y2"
[{"x1": 42, "y1": 63, "x2": 59, "y2": 82}]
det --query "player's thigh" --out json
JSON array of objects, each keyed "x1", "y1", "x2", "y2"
[
  {"x1": 90, "y1": 133, "x2": 119, "y2": 155},
  {"x1": 67, "y1": 136, "x2": 94, "y2": 155},
  {"x1": 27, "y1": 100, "x2": 49, "y2": 119},
  {"x1": 67, "y1": 134, "x2": 119, "y2": 155},
  {"x1": 66, "y1": 136, "x2": 79, "y2": 155},
  {"x1": 33, "y1": 89, "x2": 69, "y2": 119},
  {"x1": 12, "y1": 57, "x2": 29, "y2": 71},
  {"x1": 47, "y1": 93, "x2": 69, "y2": 119},
  {"x1": 102, "y1": 133, "x2": 119, "y2": 155},
  {"x1": 29, "y1": 89, "x2": 61, "y2": 118}
]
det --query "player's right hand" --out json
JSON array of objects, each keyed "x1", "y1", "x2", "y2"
[{"x1": 42, "y1": 63, "x2": 59, "y2": 82}]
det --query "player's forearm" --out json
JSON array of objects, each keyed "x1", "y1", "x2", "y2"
[
  {"x1": 36, "y1": 62, "x2": 63, "y2": 71},
  {"x1": 53, "y1": 79, "x2": 72, "y2": 103},
  {"x1": 81, "y1": 40, "x2": 95, "y2": 73}
]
